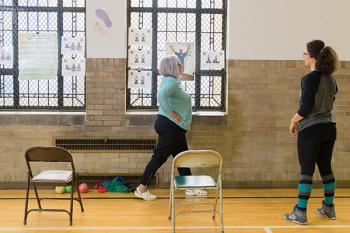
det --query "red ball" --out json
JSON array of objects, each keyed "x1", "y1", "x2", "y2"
[{"x1": 79, "y1": 183, "x2": 88, "y2": 193}]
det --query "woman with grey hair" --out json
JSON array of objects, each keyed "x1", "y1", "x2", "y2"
[{"x1": 135, "y1": 55, "x2": 207, "y2": 200}]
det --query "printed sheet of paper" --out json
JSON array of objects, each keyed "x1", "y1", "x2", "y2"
[
  {"x1": 165, "y1": 42, "x2": 195, "y2": 80},
  {"x1": 128, "y1": 48, "x2": 152, "y2": 68},
  {"x1": 128, "y1": 28, "x2": 152, "y2": 47},
  {"x1": 201, "y1": 50, "x2": 225, "y2": 70},
  {"x1": 19, "y1": 32, "x2": 58, "y2": 80},
  {"x1": 0, "y1": 46, "x2": 13, "y2": 66},
  {"x1": 128, "y1": 69, "x2": 152, "y2": 89},
  {"x1": 61, "y1": 36, "x2": 85, "y2": 56},
  {"x1": 62, "y1": 57, "x2": 86, "y2": 77},
  {"x1": 87, "y1": 0, "x2": 124, "y2": 58}
]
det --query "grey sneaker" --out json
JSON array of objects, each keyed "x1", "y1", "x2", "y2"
[
  {"x1": 316, "y1": 202, "x2": 336, "y2": 220},
  {"x1": 284, "y1": 205, "x2": 307, "y2": 225}
]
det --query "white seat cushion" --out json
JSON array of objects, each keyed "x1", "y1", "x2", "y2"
[
  {"x1": 32, "y1": 170, "x2": 72, "y2": 183},
  {"x1": 175, "y1": 175, "x2": 217, "y2": 188}
]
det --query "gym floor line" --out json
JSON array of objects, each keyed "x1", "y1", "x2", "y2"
[
  {"x1": 1, "y1": 225, "x2": 350, "y2": 232},
  {"x1": 1, "y1": 196, "x2": 350, "y2": 200}
]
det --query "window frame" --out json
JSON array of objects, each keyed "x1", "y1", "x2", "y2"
[
  {"x1": 126, "y1": 0, "x2": 227, "y2": 113},
  {"x1": 0, "y1": 0, "x2": 86, "y2": 111}
]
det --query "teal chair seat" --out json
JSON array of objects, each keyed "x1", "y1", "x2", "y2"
[{"x1": 175, "y1": 175, "x2": 217, "y2": 189}]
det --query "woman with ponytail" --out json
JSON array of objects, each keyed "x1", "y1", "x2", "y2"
[{"x1": 284, "y1": 40, "x2": 339, "y2": 224}]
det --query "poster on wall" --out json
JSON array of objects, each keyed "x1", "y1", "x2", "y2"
[
  {"x1": 128, "y1": 28, "x2": 152, "y2": 47},
  {"x1": 165, "y1": 42, "x2": 195, "y2": 81},
  {"x1": 62, "y1": 57, "x2": 86, "y2": 77},
  {"x1": 61, "y1": 36, "x2": 85, "y2": 56},
  {"x1": 18, "y1": 32, "x2": 58, "y2": 80},
  {"x1": 86, "y1": 0, "x2": 125, "y2": 58},
  {"x1": 128, "y1": 48, "x2": 152, "y2": 68},
  {"x1": 0, "y1": 46, "x2": 13, "y2": 66},
  {"x1": 128, "y1": 69, "x2": 152, "y2": 89},
  {"x1": 201, "y1": 50, "x2": 225, "y2": 70}
]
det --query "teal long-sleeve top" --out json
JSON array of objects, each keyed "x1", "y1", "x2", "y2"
[{"x1": 157, "y1": 76, "x2": 192, "y2": 130}]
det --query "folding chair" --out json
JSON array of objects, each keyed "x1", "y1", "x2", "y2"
[
  {"x1": 168, "y1": 150, "x2": 224, "y2": 233},
  {"x1": 24, "y1": 146, "x2": 84, "y2": 226}
]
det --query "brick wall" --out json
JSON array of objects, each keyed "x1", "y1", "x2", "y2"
[{"x1": 0, "y1": 59, "x2": 349, "y2": 187}]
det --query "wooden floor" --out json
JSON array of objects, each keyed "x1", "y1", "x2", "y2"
[{"x1": 0, "y1": 189, "x2": 349, "y2": 233}]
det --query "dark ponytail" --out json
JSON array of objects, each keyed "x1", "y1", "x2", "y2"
[
  {"x1": 307, "y1": 40, "x2": 339, "y2": 75},
  {"x1": 316, "y1": 46, "x2": 339, "y2": 75}
]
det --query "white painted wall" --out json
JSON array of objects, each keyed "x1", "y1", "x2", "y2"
[
  {"x1": 87, "y1": 0, "x2": 350, "y2": 60},
  {"x1": 228, "y1": 0, "x2": 350, "y2": 60}
]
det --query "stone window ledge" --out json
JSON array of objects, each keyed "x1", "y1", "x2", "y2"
[{"x1": 0, "y1": 112, "x2": 85, "y2": 126}]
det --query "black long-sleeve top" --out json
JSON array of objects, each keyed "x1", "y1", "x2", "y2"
[{"x1": 297, "y1": 70, "x2": 338, "y2": 132}]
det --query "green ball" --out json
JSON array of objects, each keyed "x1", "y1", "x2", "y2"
[{"x1": 65, "y1": 185, "x2": 72, "y2": 193}]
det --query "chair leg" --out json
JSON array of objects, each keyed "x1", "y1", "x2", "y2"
[
  {"x1": 219, "y1": 185, "x2": 224, "y2": 233},
  {"x1": 168, "y1": 181, "x2": 173, "y2": 220},
  {"x1": 212, "y1": 188, "x2": 218, "y2": 220},
  {"x1": 76, "y1": 183, "x2": 84, "y2": 212},
  {"x1": 23, "y1": 174, "x2": 30, "y2": 225},
  {"x1": 171, "y1": 187, "x2": 175, "y2": 233},
  {"x1": 69, "y1": 182, "x2": 74, "y2": 226},
  {"x1": 33, "y1": 185, "x2": 42, "y2": 209}
]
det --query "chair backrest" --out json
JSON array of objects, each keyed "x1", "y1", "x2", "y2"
[
  {"x1": 172, "y1": 150, "x2": 223, "y2": 171},
  {"x1": 25, "y1": 147, "x2": 75, "y2": 177},
  {"x1": 25, "y1": 146, "x2": 73, "y2": 163}
]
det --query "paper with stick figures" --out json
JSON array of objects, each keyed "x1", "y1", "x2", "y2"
[
  {"x1": 201, "y1": 50, "x2": 225, "y2": 70},
  {"x1": 128, "y1": 69, "x2": 152, "y2": 90},
  {"x1": 61, "y1": 36, "x2": 85, "y2": 57},
  {"x1": 0, "y1": 46, "x2": 13, "y2": 67},
  {"x1": 62, "y1": 57, "x2": 86, "y2": 77},
  {"x1": 128, "y1": 28, "x2": 152, "y2": 47},
  {"x1": 128, "y1": 48, "x2": 152, "y2": 69}
]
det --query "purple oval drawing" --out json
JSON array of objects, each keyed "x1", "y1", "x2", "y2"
[{"x1": 95, "y1": 8, "x2": 112, "y2": 28}]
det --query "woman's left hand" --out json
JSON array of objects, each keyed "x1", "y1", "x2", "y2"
[
  {"x1": 290, "y1": 122, "x2": 298, "y2": 136},
  {"x1": 171, "y1": 111, "x2": 182, "y2": 122}
]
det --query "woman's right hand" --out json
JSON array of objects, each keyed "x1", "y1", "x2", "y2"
[
  {"x1": 290, "y1": 122, "x2": 298, "y2": 137},
  {"x1": 171, "y1": 111, "x2": 182, "y2": 122}
]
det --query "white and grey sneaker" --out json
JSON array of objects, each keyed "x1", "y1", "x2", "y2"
[
  {"x1": 185, "y1": 189, "x2": 208, "y2": 196},
  {"x1": 284, "y1": 205, "x2": 307, "y2": 225},
  {"x1": 316, "y1": 202, "x2": 336, "y2": 220},
  {"x1": 134, "y1": 187, "x2": 157, "y2": 201}
]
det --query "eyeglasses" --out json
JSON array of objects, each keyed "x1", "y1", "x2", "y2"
[{"x1": 303, "y1": 52, "x2": 310, "y2": 56}]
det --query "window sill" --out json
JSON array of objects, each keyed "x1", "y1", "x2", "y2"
[
  {"x1": 0, "y1": 111, "x2": 85, "y2": 116},
  {"x1": 0, "y1": 111, "x2": 85, "y2": 126},
  {"x1": 125, "y1": 111, "x2": 227, "y2": 116}
]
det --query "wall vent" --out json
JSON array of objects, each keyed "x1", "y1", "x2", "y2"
[{"x1": 56, "y1": 139, "x2": 156, "y2": 152}]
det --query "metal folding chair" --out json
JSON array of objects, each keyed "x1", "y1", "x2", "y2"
[
  {"x1": 168, "y1": 150, "x2": 224, "y2": 233},
  {"x1": 24, "y1": 146, "x2": 84, "y2": 226}
]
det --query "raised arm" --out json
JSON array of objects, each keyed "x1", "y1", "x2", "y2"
[{"x1": 170, "y1": 45, "x2": 176, "y2": 54}]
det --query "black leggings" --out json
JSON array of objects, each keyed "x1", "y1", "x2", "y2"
[
  {"x1": 297, "y1": 123, "x2": 336, "y2": 176},
  {"x1": 140, "y1": 115, "x2": 191, "y2": 186}
]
